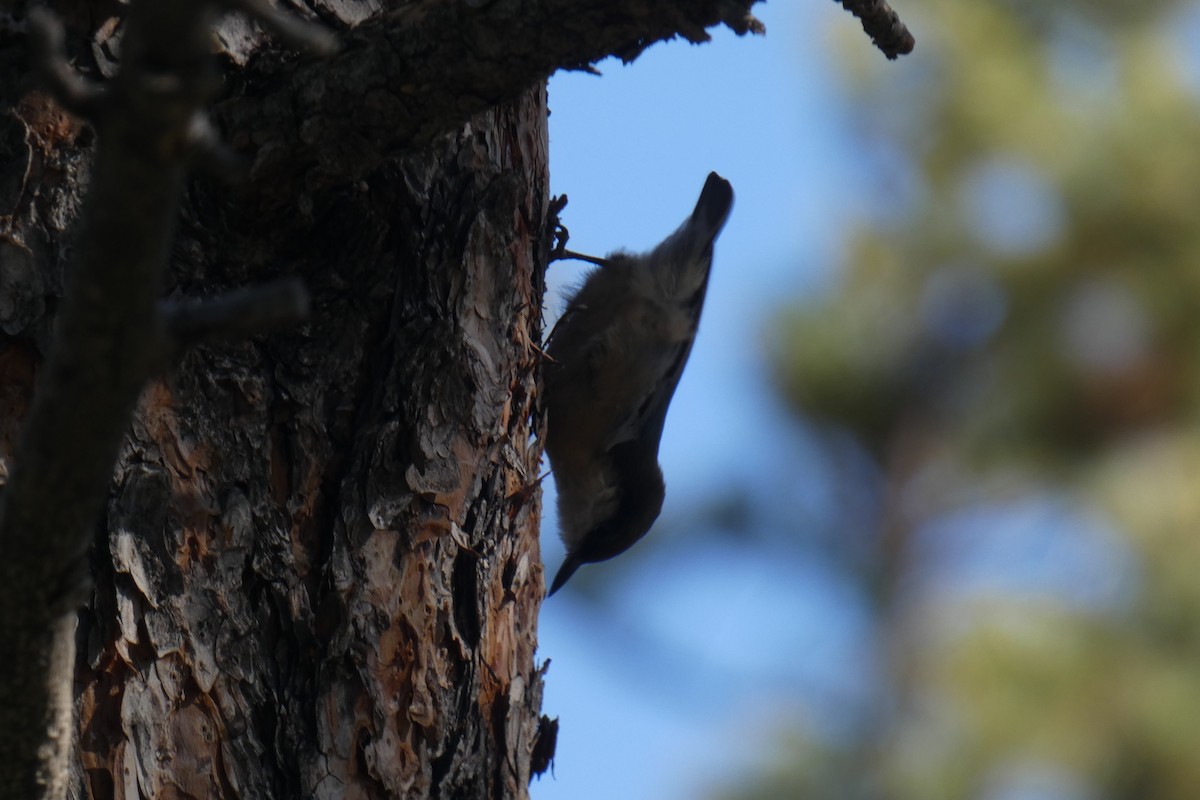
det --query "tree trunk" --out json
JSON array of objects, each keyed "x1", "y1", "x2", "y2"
[
  {"x1": 74, "y1": 85, "x2": 550, "y2": 797},
  {"x1": 79, "y1": 90, "x2": 550, "y2": 797},
  {"x1": 6, "y1": 9, "x2": 550, "y2": 799},
  {"x1": 0, "y1": 1, "x2": 766, "y2": 796}
]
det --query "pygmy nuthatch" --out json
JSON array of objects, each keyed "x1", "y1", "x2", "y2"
[{"x1": 543, "y1": 172, "x2": 733, "y2": 595}]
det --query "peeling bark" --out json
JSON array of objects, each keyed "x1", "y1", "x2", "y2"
[
  {"x1": 64, "y1": 86, "x2": 551, "y2": 800},
  {"x1": 0, "y1": 0, "x2": 774, "y2": 795},
  {"x1": 5, "y1": 4, "x2": 553, "y2": 796}
]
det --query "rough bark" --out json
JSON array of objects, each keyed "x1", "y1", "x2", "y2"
[
  {"x1": 0, "y1": 0, "x2": 769, "y2": 796},
  {"x1": 0, "y1": 3, "x2": 254, "y2": 795},
  {"x1": 73, "y1": 84, "x2": 551, "y2": 796}
]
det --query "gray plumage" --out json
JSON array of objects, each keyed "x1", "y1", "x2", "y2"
[{"x1": 543, "y1": 172, "x2": 733, "y2": 595}]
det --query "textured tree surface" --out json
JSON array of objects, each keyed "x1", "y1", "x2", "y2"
[
  {"x1": 80, "y1": 93, "x2": 550, "y2": 797},
  {"x1": 3, "y1": 5, "x2": 551, "y2": 799},
  {"x1": 73, "y1": 91, "x2": 550, "y2": 795},
  {"x1": 0, "y1": 0, "x2": 769, "y2": 796}
]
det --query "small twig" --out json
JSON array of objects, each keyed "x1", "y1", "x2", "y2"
[
  {"x1": 545, "y1": 198, "x2": 610, "y2": 277},
  {"x1": 529, "y1": 342, "x2": 556, "y2": 365},
  {"x1": 507, "y1": 470, "x2": 551, "y2": 503},
  {"x1": 27, "y1": 7, "x2": 108, "y2": 119},
  {"x1": 221, "y1": 0, "x2": 341, "y2": 56},
  {"x1": 547, "y1": 194, "x2": 572, "y2": 260},
  {"x1": 162, "y1": 278, "x2": 311, "y2": 352},
  {"x1": 835, "y1": 0, "x2": 914, "y2": 60},
  {"x1": 551, "y1": 250, "x2": 609, "y2": 268}
]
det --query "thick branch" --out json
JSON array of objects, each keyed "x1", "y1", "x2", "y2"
[{"x1": 218, "y1": 0, "x2": 765, "y2": 198}]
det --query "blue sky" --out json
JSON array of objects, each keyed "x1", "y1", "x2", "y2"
[
  {"x1": 532, "y1": 3, "x2": 1199, "y2": 798},
  {"x1": 534, "y1": 3, "x2": 882, "y2": 797}
]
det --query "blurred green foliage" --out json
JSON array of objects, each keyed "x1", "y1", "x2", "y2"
[{"x1": 741, "y1": 0, "x2": 1200, "y2": 797}]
